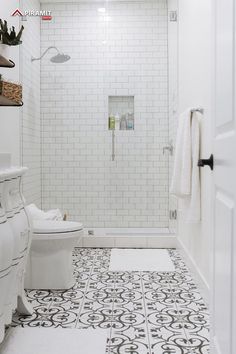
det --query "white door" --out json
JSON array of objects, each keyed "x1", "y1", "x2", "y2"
[{"x1": 211, "y1": 0, "x2": 236, "y2": 353}]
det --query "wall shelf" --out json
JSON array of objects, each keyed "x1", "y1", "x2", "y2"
[
  {"x1": 0, "y1": 54, "x2": 23, "y2": 106},
  {"x1": 0, "y1": 55, "x2": 15, "y2": 68},
  {"x1": 0, "y1": 95, "x2": 23, "y2": 106}
]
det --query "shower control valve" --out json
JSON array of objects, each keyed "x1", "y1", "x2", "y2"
[{"x1": 163, "y1": 141, "x2": 174, "y2": 156}]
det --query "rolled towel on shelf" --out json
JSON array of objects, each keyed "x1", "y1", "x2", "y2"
[
  {"x1": 170, "y1": 108, "x2": 202, "y2": 223},
  {"x1": 26, "y1": 204, "x2": 63, "y2": 221}
]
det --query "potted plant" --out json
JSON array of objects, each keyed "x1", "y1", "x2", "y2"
[{"x1": 0, "y1": 19, "x2": 24, "y2": 58}]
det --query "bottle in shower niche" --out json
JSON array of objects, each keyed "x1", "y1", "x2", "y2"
[
  {"x1": 120, "y1": 114, "x2": 127, "y2": 130},
  {"x1": 126, "y1": 111, "x2": 134, "y2": 130},
  {"x1": 115, "y1": 113, "x2": 120, "y2": 130},
  {"x1": 109, "y1": 113, "x2": 115, "y2": 130}
]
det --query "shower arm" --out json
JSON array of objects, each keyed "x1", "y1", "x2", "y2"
[{"x1": 31, "y1": 46, "x2": 60, "y2": 62}]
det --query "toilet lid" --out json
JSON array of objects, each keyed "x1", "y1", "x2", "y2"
[{"x1": 33, "y1": 220, "x2": 83, "y2": 234}]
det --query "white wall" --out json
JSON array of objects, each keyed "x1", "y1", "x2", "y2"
[
  {"x1": 0, "y1": 0, "x2": 41, "y2": 204},
  {"x1": 41, "y1": 0, "x2": 169, "y2": 228},
  {"x1": 0, "y1": 1, "x2": 21, "y2": 165},
  {"x1": 20, "y1": 0, "x2": 41, "y2": 205},
  {"x1": 177, "y1": 0, "x2": 212, "y2": 293}
]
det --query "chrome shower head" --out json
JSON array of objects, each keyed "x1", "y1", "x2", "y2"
[
  {"x1": 31, "y1": 46, "x2": 71, "y2": 63},
  {"x1": 50, "y1": 53, "x2": 71, "y2": 63}
]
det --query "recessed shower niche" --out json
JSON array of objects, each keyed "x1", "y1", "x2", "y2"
[{"x1": 108, "y1": 96, "x2": 134, "y2": 130}]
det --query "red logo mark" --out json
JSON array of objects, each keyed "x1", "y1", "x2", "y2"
[
  {"x1": 42, "y1": 15, "x2": 52, "y2": 21},
  {"x1": 11, "y1": 9, "x2": 23, "y2": 16}
]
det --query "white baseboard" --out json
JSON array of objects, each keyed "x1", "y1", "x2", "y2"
[
  {"x1": 81, "y1": 235, "x2": 177, "y2": 249},
  {"x1": 176, "y1": 238, "x2": 210, "y2": 305}
]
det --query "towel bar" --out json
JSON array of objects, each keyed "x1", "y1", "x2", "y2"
[{"x1": 191, "y1": 108, "x2": 204, "y2": 114}]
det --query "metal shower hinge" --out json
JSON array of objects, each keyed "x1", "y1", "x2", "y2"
[
  {"x1": 169, "y1": 210, "x2": 177, "y2": 220},
  {"x1": 169, "y1": 11, "x2": 178, "y2": 22}
]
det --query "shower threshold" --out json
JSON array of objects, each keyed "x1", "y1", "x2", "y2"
[{"x1": 82, "y1": 228, "x2": 176, "y2": 248}]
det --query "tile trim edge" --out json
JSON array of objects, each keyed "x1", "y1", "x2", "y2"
[{"x1": 81, "y1": 235, "x2": 177, "y2": 248}]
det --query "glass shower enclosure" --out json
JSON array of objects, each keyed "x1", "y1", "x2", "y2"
[{"x1": 38, "y1": 0, "x2": 177, "y2": 239}]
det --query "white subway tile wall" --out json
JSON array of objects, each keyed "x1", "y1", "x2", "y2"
[
  {"x1": 21, "y1": 0, "x2": 41, "y2": 205},
  {"x1": 41, "y1": 0, "x2": 169, "y2": 228}
]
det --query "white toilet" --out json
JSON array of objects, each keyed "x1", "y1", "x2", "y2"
[{"x1": 25, "y1": 220, "x2": 83, "y2": 290}]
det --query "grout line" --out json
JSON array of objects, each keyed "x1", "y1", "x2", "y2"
[
  {"x1": 168, "y1": 250, "x2": 193, "y2": 351},
  {"x1": 107, "y1": 270, "x2": 116, "y2": 354},
  {"x1": 168, "y1": 250, "x2": 209, "y2": 354},
  {"x1": 140, "y1": 272, "x2": 152, "y2": 354},
  {"x1": 74, "y1": 249, "x2": 97, "y2": 328}
]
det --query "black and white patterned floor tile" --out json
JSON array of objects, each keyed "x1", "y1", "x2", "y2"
[{"x1": 12, "y1": 248, "x2": 209, "y2": 354}]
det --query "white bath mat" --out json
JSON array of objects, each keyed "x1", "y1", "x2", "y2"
[
  {"x1": 109, "y1": 248, "x2": 175, "y2": 272},
  {"x1": 0, "y1": 328, "x2": 107, "y2": 354}
]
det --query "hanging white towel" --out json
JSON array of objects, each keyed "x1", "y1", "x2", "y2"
[
  {"x1": 170, "y1": 109, "x2": 201, "y2": 223},
  {"x1": 188, "y1": 111, "x2": 201, "y2": 222},
  {"x1": 170, "y1": 109, "x2": 192, "y2": 197}
]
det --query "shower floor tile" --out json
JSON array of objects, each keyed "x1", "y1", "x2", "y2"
[{"x1": 11, "y1": 248, "x2": 210, "y2": 353}]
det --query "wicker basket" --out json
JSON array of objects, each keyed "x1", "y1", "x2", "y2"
[{"x1": 0, "y1": 80, "x2": 22, "y2": 104}]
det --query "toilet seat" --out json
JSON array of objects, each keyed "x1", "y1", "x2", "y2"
[
  {"x1": 33, "y1": 220, "x2": 83, "y2": 234},
  {"x1": 32, "y1": 220, "x2": 83, "y2": 240}
]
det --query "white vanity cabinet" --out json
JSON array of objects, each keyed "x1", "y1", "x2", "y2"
[{"x1": 0, "y1": 167, "x2": 33, "y2": 343}]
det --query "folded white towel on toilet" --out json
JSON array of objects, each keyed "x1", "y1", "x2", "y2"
[
  {"x1": 26, "y1": 204, "x2": 63, "y2": 221},
  {"x1": 170, "y1": 108, "x2": 201, "y2": 223}
]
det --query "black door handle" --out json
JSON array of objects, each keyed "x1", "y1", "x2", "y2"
[{"x1": 198, "y1": 154, "x2": 214, "y2": 170}]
